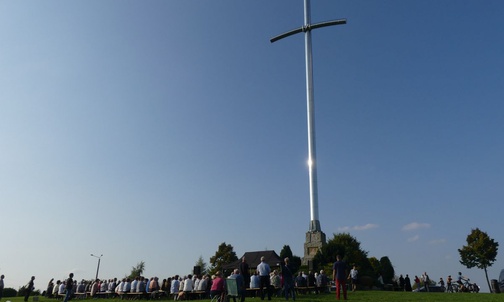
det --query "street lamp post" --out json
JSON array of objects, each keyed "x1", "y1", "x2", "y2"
[{"x1": 90, "y1": 254, "x2": 103, "y2": 280}]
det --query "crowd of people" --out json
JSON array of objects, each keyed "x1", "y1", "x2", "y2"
[
  {"x1": 43, "y1": 274, "x2": 213, "y2": 300},
  {"x1": 30, "y1": 256, "x2": 331, "y2": 302},
  {"x1": 330, "y1": 256, "x2": 480, "y2": 300},
  {"x1": 238, "y1": 256, "x2": 330, "y2": 301},
  {"x1": 1, "y1": 257, "x2": 478, "y2": 302},
  {"x1": 394, "y1": 271, "x2": 478, "y2": 293}
]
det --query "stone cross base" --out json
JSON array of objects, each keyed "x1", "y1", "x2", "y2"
[{"x1": 302, "y1": 230, "x2": 326, "y2": 266}]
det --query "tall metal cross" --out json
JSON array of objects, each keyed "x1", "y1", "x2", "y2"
[{"x1": 271, "y1": 0, "x2": 346, "y2": 233}]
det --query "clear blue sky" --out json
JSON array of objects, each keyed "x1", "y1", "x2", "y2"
[{"x1": 1, "y1": 0, "x2": 503, "y2": 293}]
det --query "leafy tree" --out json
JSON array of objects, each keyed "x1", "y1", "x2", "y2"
[
  {"x1": 209, "y1": 242, "x2": 238, "y2": 275},
  {"x1": 280, "y1": 245, "x2": 301, "y2": 274},
  {"x1": 195, "y1": 255, "x2": 208, "y2": 275},
  {"x1": 3, "y1": 287, "x2": 17, "y2": 297},
  {"x1": 458, "y1": 228, "x2": 499, "y2": 292},
  {"x1": 313, "y1": 233, "x2": 373, "y2": 277},
  {"x1": 379, "y1": 256, "x2": 395, "y2": 284},
  {"x1": 313, "y1": 241, "x2": 343, "y2": 274},
  {"x1": 368, "y1": 257, "x2": 381, "y2": 275},
  {"x1": 291, "y1": 255, "x2": 302, "y2": 273},
  {"x1": 127, "y1": 261, "x2": 146, "y2": 279},
  {"x1": 280, "y1": 245, "x2": 293, "y2": 260}
]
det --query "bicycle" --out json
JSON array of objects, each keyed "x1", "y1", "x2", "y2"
[
  {"x1": 446, "y1": 282, "x2": 458, "y2": 293},
  {"x1": 460, "y1": 278, "x2": 479, "y2": 293}
]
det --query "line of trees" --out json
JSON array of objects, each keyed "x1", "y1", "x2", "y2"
[{"x1": 131, "y1": 228, "x2": 500, "y2": 293}]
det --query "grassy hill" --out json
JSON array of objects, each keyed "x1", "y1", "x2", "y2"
[{"x1": 3, "y1": 291, "x2": 504, "y2": 302}]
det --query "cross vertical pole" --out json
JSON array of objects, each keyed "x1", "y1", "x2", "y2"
[
  {"x1": 271, "y1": 0, "x2": 346, "y2": 232},
  {"x1": 304, "y1": 0, "x2": 320, "y2": 232}
]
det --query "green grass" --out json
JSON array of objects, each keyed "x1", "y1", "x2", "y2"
[{"x1": 3, "y1": 292, "x2": 504, "y2": 302}]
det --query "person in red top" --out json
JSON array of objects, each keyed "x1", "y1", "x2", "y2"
[
  {"x1": 414, "y1": 275, "x2": 421, "y2": 290},
  {"x1": 210, "y1": 271, "x2": 225, "y2": 301}
]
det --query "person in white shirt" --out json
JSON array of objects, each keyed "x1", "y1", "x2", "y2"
[
  {"x1": 115, "y1": 280, "x2": 123, "y2": 294},
  {"x1": 183, "y1": 275, "x2": 194, "y2": 293},
  {"x1": 101, "y1": 280, "x2": 108, "y2": 292},
  {"x1": 108, "y1": 278, "x2": 117, "y2": 292},
  {"x1": 131, "y1": 277, "x2": 138, "y2": 293},
  {"x1": 197, "y1": 275, "x2": 208, "y2": 292},
  {"x1": 256, "y1": 257, "x2": 272, "y2": 300},
  {"x1": 193, "y1": 276, "x2": 200, "y2": 292},
  {"x1": 348, "y1": 265, "x2": 358, "y2": 292},
  {"x1": 90, "y1": 280, "x2": 99, "y2": 297},
  {"x1": 58, "y1": 281, "x2": 66, "y2": 294},
  {"x1": 123, "y1": 279, "x2": 131, "y2": 293},
  {"x1": 77, "y1": 281, "x2": 86, "y2": 294},
  {"x1": 53, "y1": 280, "x2": 61, "y2": 297},
  {"x1": 250, "y1": 272, "x2": 260, "y2": 289},
  {"x1": 179, "y1": 278, "x2": 184, "y2": 292},
  {"x1": 137, "y1": 277, "x2": 146, "y2": 293}
]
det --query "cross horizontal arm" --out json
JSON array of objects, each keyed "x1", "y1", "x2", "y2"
[
  {"x1": 310, "y1": 19, "x2": 346, "y2": 31},
  {"x1": 270, "y1": 18, "x2": 346, "y2": 43},
  {"x1": 270, "y1": 27, "x2": 304, "y2": 43}
]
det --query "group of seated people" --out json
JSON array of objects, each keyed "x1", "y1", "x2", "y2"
[
  {"x1": 248, "y1": 269, "x2": 329, "y2": 295},
  {"x1": 46, "y1": 276, "x2": 167, "y2": 299},
  {"x1": 45, "y1": 273, "x2": 221, "y2": 300},
  {"x1": 44, "y1": 268, "x2": 331, "y2": 300}
]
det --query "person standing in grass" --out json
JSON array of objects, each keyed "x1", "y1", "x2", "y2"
[
  {"x1": 422, "y1": 272, "x2": 430, "y2": 292},
  {"x1": 404, "y1": 274, "x2": 412, "y2": 292},
  {"x1": 414, "y1": 276, "x2": 421, "y2": 291},
  {"x1": 332, "y1": 255, "x2": 347, "y2": 300},
  {"x1": 398, "y1": 275, "x2": 405, "y2": 291},
  {"x1": 446, "y1": 275, "x2": 453, "y2": 292},
  {"x1": 63, "y1": 273, "x2": 74, "y2": 302},
  {"x1": 24, "y1": 276, "x2": 35, "y2": 302},
  {"x1": 46, "y1": 278, "x2": 54, "y2": 298},
  {"x1": 348, "y1": 265, "x2": 358, "y2": 292},
  {"x1": 439, "y1": 277, "x2": 445, "y2": 291},
  {"x1": 281, "y1": 257, "x2": 295, "y2": 301},
  {"x1": 239, "y1": 257, "x2": 251, "y2": 289},
  {"x1": 377, "y1": 273, "x2": 384, "y2": 289},
  {"x1": 257, "y1": 257, "x2": 272, "y2": 300},
  {"x1": 0, "y1": 274, "x2": 5, "y2": 300}
]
